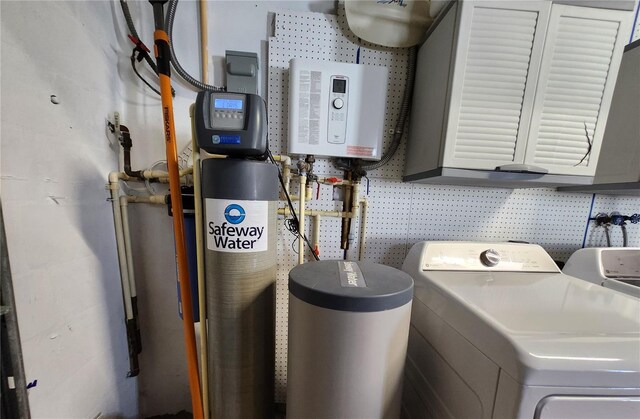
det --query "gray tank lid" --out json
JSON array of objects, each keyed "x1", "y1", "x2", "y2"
[{"x1": 289, "y1": 261, "x2": 413, "y2": 312}]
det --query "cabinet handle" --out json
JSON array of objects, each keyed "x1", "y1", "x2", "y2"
[{"x1": 495, "y1": 164, "x2": 549, "y2": 174}]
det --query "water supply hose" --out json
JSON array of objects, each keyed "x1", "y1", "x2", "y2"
[
  {"x1": 166, "y1": 0, "x2": 224, "y2": 91},
  {"x1": 149, "y1": 1, "x2": 203, "y2": 417}
]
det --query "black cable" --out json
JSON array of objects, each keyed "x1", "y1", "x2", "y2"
[
  {"x1": 120, "y1": 0, "x2": 158, "y2": 75},
  {"x1": 120, "y1": 1, "x2": 175, "y2": 97},
  {"x1": 267, "y1": 149, "x2": 319, "y2": 261},
  {"x1": 131, "y1": 50, "x2": 161, "y2": 96}
]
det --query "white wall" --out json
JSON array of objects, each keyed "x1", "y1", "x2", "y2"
[{"x1": 1, "y1": 1, "x2": 138, "y2": 417}]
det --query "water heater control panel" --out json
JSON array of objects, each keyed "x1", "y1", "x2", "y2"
[
  {"x1": 288, "y1": 59, "x2": 388, "y2": 160},
  {"x1": 328, "y1": 76, "x2": 348, "y2": 144},
  {"x1": 195, "y1": 91, "x2": 267, "y2": 157}
]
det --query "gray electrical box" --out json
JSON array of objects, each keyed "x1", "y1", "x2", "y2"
[{"x1": 225, "y1": 50, "x2": 259, "y2": 94}]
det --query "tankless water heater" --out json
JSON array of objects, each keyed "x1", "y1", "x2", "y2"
[{"x1": 288, "y1": 59, "x2": 388, "y2": 160}]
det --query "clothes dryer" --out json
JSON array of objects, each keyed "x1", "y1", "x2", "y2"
[{"x1": 401, "y1": 242, "x2": 640, "y2": 419}]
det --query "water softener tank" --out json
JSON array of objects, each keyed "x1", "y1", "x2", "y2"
[
  {"x1": 287, "y1": 261, "x2": 414, "y2": 419},
  {"x1": 202, "y1": 158, "x2": 278, "y2": 418}
]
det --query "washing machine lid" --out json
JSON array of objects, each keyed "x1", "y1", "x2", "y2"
[
  {"x1": 416, "y1": 270, "x2": 640, "y2": 388},
  {"x1": 564, "y1": 248, "x2": 640, "y2": 298}
]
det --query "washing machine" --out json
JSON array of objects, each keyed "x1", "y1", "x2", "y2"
[
  {"x1": 401, "y1": 241, "x2": 640, "y2": 419},
  {"x1": 564, "y1": 248, "x2": 640, "y2": 298}
]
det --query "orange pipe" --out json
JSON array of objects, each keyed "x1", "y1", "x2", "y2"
[{"x1": 154, "y1": 27, "x2": 204, "y2": 419}]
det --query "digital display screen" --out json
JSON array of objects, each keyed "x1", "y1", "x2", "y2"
[
  {"x1": 214, "y1": 98, "x2": 243, "y2": 110},
  {"x1": 332, "y1": 79, "x2": 346, "y2": 94}
]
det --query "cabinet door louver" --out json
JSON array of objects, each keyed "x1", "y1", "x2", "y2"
[
  {"x1": 444, "y1": 4, "x2": 547, "y2": 170},
  {"x1": 525, "y1": 5, "x2": 630, "y2": 176}
]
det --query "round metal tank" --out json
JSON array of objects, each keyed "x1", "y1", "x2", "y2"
[
  {"x1": 287, "y1": 260, "x2": 414, "y2": 419},
  {"x1": 202, "y1": 158, "x2": 278, "y2": 419}
]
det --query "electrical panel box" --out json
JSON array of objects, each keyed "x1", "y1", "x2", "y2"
[{"x1": 288, "y1": 59, "x2": 388, "y2": 160}]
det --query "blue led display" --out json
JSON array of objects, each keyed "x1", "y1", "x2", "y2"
[{"x1": 214, "y1": 98, "x2": 243, "y2": 110}]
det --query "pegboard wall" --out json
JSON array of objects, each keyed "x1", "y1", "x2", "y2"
[{"x1": 268, "y1": 8, "x2": 640, "y2": 402}]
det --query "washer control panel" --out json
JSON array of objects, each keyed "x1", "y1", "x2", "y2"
[
  {"x1": 327, "y1": 76, "x2": 348, "y2": 144},
  {"x1": 420, "y1": 242, "x2": 560, "y2": 272}
]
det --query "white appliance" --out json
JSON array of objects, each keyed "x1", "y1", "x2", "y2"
[
  {"x1": 402, "y1": 241, "x2": 640, "y2": 419},
  {"x1": 564, "y1": 248, "x2": 640, "y2": 298},
  {"x1": 288, "y1": 59, "x2": 388, "y2": 160}
]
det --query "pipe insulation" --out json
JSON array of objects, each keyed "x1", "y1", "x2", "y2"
[{"x1": 202, "y1": 158, "x2": 278, "y2": 419}]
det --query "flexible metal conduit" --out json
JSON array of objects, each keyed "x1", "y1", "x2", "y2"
[
  {"x1": 361, "y1": 46, "x2": 417, "y2": 170},
  {"x1": 166, "y1": 0, "x2": 224, "y2": 92}
]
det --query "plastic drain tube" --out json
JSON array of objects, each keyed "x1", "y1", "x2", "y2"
[{"x1": 149, "y1": 1, "x2": 203, "y2": 417}]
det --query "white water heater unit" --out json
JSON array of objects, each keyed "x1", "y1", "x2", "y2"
[{"x1": 288, "y1": 59, "x2": 388, "y2": 160}]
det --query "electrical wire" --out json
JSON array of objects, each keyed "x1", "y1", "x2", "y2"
[
  {"x1": 120, "y1": 1, "x2": 175, "y2": 97},
  {"x1": 267, "y1": 149, "x2": 319, "y2": 261},
  {"x1": 131, "y1": 49, "x2": 161, "y2": 96},
  {"x1": 621, "y1": 224, "x2": 628, "y2": 247},
  {"x1": 120, "y1": 0, "x2": 159, "y2": 76},
  {"x1": 165, "y1": 0, "x2": 225, "y2": 92}
]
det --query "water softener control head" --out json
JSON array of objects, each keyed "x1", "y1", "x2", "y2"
[{"x1": 194, "y1": 91, "x2": 268, "y2": 156}]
